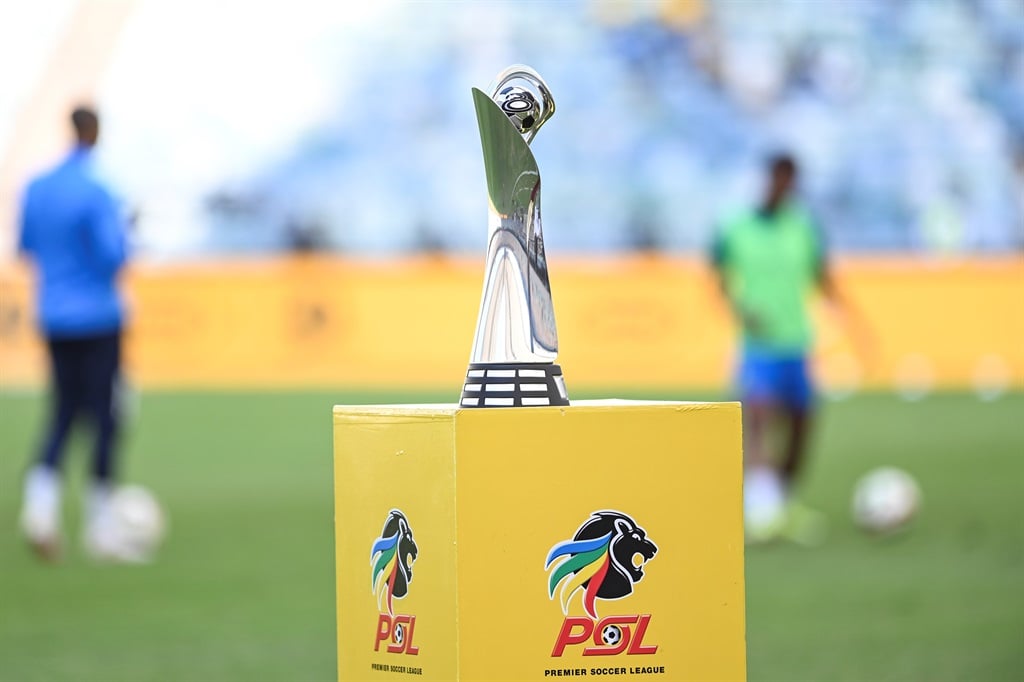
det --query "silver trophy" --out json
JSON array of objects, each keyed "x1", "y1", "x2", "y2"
[{"x1": 460, "y1": 65, "x2": 569, "y2": 408}]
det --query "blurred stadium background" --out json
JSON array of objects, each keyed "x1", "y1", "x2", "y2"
[{"x1": 1, "y1": 0, "x2": 1022, "y2": 680}]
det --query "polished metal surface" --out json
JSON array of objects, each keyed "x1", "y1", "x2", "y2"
[
  {"x1": 462, "y1": 65, "x2": 568, "y2": 407},
  {"x1": 468, "y1": 65, "x2": 559, "y2": 366}
]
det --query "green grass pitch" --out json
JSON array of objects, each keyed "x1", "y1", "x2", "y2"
[{"x1": 1, "y1": 390, "x2": 1021, "y2": 681}]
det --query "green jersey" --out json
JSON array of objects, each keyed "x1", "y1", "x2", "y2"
[{"x1": 712, "y1": 203, "x2": 824, "y2": 354}]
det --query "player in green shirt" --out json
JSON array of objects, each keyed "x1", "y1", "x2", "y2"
[{"x1": 711, "y1": 154, "x2": 846, "y2": 544}]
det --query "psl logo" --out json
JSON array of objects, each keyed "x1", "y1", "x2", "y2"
[
  {"x1": 370, "y1": 509, "x2": 420, "y2": 655},
  {"x1": 545, "y1": 510, "x2": 658, "y2": 657}
]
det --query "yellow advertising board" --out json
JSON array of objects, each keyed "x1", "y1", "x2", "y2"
[
  {"x1": 3, "y1": 256, "x2": 1021, "y2": 392},
  {"x1": 333, "y1": 401, "x2": 745, "y2": 681}
]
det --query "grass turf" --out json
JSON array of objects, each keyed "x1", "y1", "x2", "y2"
[{"x1": 1, "y1": 390, "x2": 1021, "y2": 681}]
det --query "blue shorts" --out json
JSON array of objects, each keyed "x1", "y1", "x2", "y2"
[{"x1": 737, "y1": 352, "x2": 814, "y2": 412}]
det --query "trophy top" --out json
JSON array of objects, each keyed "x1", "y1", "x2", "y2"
[{"x1": 488, "y1": 64, "x2": 555, "y2": 145}]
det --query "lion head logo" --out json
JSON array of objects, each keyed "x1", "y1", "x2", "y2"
[
  {"x1": 545, "y1": 510, "x2": 657, "y2": 619},
  {"x1": 370, "y1": 510, "x2": 418, "y2": 615}
]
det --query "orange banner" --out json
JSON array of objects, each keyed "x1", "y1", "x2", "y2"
[{"x1": 1, "y1": 256, "x2": 1021, "y2": 393}]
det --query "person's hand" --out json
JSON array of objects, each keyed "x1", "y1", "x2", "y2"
[
  {"x1": 826, "y1": 298, "x2": 878, "y2": 374},
  {"x1": 739, "y1": 308, "x2": 766, "y2": 339}
]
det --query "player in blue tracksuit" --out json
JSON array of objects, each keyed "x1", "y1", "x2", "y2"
[{"x1": 18, "y1": 106, "x2": 129, "y2": 560}]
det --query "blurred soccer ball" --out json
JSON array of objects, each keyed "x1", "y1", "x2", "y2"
[
  {"x1": 851, "y1": 468, "x2": 920, "y2": 533},
  {"x1": 109, "y1": 485, "x2": 167, "y2": 559},
  {"x1": 494, "y1": 85, "x2": 541, "y2": 135}
]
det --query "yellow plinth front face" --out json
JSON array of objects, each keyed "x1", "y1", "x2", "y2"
[{"x1": 333, "y1": 401, "x2": 745, "y2": 681}]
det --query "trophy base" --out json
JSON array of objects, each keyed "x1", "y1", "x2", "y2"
[{"x1": 460, "y1": 363, "x2": 569, "y2": 408}]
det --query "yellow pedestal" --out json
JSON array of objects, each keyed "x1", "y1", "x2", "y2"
[{"x1": 333, "y1": 400, "x2": 745, "y2": 681}]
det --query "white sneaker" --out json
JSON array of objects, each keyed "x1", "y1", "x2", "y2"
[
  {"x1": 744, "y1": 466, "x2": 785, "y2": 544},
  {"x1": 19, "y1": 466, "x2": 62, "y2": 561}
]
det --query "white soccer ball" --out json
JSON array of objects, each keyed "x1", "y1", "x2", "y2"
[
  {"x1": 601, "y1": 624, "x2": 622, "y2": 646},
  {"x1": 109, "y1": 485, "x2": 167, "y2": 559},
  {"x1": 852, "y1": 468, "x2": 920, "y2": 533}
]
